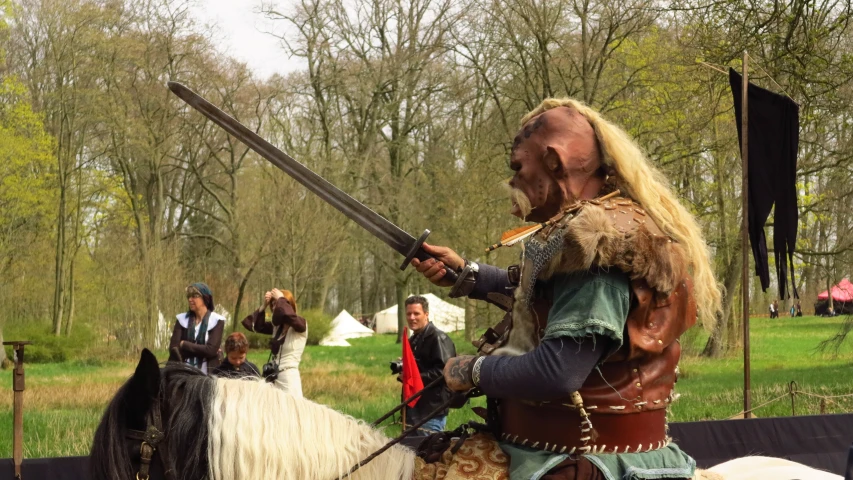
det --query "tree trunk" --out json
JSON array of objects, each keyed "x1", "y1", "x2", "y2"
[
  {"x1": 395, "y1": 274, "x2": 407, "y2": 344},
  {"x1": 360, "y1": 253, "x2": 369, "y2": 315},
  {"x1": 318, "y1": 250, "x2": 342, "y2": 313},
  {"x1": 142, "y1": 245, "x2": 160, "y2": 348},
  {"x1": 233, "y1": 262, "x2": 259, "y2": 332},
  {"x1": 52, "y1": 180, "x2": 67, "y2": 336},
  {"x1": 465, "y1": 297, "x2": 477, "y2": 342},
  {"x1": 827, "y1": 274, "x2": 834, "y2": 313},
  {"x1": 703, "y1": 241, "x2": 743, "y2": 357},
  {"x1": 0, "y1": 328, "x2": 6, "y2": 365},
  {"x1": 63, "y1": 259, "x2": 76, "y2": 337}
]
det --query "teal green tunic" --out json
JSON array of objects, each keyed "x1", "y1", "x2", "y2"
[{"x1": 500, "y1": 270, "x2": 695, "y2": 480}]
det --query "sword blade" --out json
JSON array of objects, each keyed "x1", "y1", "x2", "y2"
[{"x1": 168, "y1": 81, "x2": 415, "y2": 256}]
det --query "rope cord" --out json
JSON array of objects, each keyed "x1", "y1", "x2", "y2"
[{"x1": 726, "y1": 387, "x2": 853, "y2": 419}]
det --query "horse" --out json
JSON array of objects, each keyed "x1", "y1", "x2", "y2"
[
  {"x1": 90, "y1": 349, "x2": 414, "y2": 480},
  {"x1": 90, "y1": 350, "x2": 842, "y2": 480}
]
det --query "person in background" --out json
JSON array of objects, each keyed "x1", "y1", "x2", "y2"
[
  {"x1": 212, "y1": 332, "x2": 260, "y2": 378},
  {"x1": 242, "y1": 288, "x2": 307, "y2": 397},
  {"x1": 769, "y1": 300, "x2": 778, "y2": 319},
  {"x1": 796, "y1": 300, "x2": 803, "y2": 317},
  {"x1": 403, "y1": 295, "x2": 456, "y2": 436},
  {"x1": 169, "y1": 282, "x2": 226, "y2": 374}
]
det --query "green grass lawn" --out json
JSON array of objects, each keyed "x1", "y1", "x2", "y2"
[{"x1": 0, "y1": 315, "x2": 852, "y2": 458}]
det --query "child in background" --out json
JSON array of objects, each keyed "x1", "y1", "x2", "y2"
[{"x1": 212, "y1": 332, "x2": 260, "y2": 379}]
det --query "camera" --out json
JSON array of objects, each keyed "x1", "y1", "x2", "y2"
[
  {"x1": 389, "y1": 360, "x2": 403, "y2": 375},
  {"x1": 263, "y1": 360, "x2": 279, "y2": 383}
]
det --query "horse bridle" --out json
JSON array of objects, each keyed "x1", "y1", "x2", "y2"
[{"x1": 125, "y1": 394, "x2": 178, "y2": 480}]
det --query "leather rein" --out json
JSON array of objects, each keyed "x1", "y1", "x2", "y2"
[{"x1": 125, "y1": 393, "x2": 177, "y2": 480}]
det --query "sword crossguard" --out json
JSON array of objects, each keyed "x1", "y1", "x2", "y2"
[
  {"x1": 399, "y1": 229, "x2": 459, "y2": 283},
  {"x1": 400, "y1": 229, "x2": 432, "y2": 271}
]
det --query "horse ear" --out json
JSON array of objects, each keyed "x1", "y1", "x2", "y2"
[{"x1": 123, "y1": 349, "x2": 161, "y2": 427}]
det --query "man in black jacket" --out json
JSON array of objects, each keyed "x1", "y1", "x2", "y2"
[{"x1": 404, "y1": 295, "x2": 457, "y2": 436}]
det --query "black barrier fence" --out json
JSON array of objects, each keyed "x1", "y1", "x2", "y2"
[
  {"x1": 3, "y1": 413, "x2": 852, "y2": 479},
  {"x1": 669, "y1": 413, "x2": 853, "y2": 472}
]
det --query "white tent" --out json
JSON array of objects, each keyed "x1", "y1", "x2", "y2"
[
  {"x1": 373, "y1": 293, "x2": 465, "y2": 334},
  {"x1": 320, "y1": 309, "x2": 375, "y2": 346}
]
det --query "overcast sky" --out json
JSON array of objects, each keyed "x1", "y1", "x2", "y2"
[{"x1": 189, "y1": 0, "x2": 305, "y2": 79}]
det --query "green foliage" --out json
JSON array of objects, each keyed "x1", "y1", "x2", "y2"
[
  {"x1": 302, "y1": 309, "x2": 333, "y2": 346},
  {"x1": 0, "y1": 77, "x2": 55, "y2": 261},
  {"x1": 244, "y1": 331, "x2": 271, "y2": 351},
  {"x1": 2, "y1": 321, "x2": 122, "y2": 364}
]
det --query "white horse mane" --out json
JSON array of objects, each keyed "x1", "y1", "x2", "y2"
[{"x1": 207, "y1": 376, "x2": 415, "y2": 480}]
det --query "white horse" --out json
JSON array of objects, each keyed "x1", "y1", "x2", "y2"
[{"x1": 89, "y1": 350, "x2": 843, "y2": 480}]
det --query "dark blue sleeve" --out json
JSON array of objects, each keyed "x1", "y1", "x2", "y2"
[
  {"x1": 468, "y1": 263, "x2": 515, "y2": 301},
  {"x1": 477, "y1": 336, "x2": 611, "y2": 401}
]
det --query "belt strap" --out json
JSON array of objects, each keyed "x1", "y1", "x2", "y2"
[{"x1": 499, "y1": 399, "x2": 668, "y2": 455}]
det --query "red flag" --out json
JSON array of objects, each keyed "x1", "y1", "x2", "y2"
[{"x1": 401, "y1": 327, "x2": 424, "y2": 407}]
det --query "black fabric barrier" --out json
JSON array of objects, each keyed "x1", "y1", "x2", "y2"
[
  {"x1": 668, "y1": 413, "x2": 853, "y2": 474},
  {"x1": 0, "y1": 456, "x2": 88, "y2": 480},
  {"x1": 3, "y1": 414, "x2": 853, "y2": 479}
]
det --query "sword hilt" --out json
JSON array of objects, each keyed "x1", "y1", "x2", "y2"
[{"x1": 400, "y1": 229, "x2": 459, "y2": 283}]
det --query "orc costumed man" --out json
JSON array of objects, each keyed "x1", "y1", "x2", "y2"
[{"x1": 411, "y1": 100, "x2": 721, "y2": 480}]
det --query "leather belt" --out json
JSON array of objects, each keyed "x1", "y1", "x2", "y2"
[{"x1": 499, "y1": 399, "x2": 668, "y2": 455}]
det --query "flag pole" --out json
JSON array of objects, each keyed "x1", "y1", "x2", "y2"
[
  {"x1": 401, "y1": 388, "x2": 407, "y2": 430},
  {"x1": 401, "y1": 328, "x2": 407, "y2": 430},
  {"x1": 741, "y1": 50, "x2": 752, "y2": 419}
]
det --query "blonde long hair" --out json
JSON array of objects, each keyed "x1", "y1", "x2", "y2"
[{"x1": 521, "y1": 99, "x2": 722, "y2": 328}]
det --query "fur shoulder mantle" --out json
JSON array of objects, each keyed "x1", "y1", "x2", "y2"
[
  {"x1": 495, "y1": 196, "x2": 689, "y2": 357},
  {"x1": 524, "y1": 196, "x2": 688, "y2": 299}
]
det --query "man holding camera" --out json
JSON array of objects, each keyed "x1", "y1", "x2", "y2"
[{"x1": 394, "y1": 295, "x2": 456, "y2": 436}]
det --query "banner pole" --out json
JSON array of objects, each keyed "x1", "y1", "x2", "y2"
[{"x1": 741, "y1": 50, "x2": 752, "y2": 419}]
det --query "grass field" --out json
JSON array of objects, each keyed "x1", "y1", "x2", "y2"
[{"x1": 0, "y1": 315, "x2": 852, "y2": 458}]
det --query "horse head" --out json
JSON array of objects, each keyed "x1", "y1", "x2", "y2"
[{"x1": 90, "y1": 349, "x2": 210, "y2": 480}]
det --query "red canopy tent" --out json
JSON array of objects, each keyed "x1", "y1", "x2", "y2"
[
  {"x1": 817, "y1": 278, "x2": 853, "y2": 302},
  {"x1": 815, "y1": 278, "x2": 853, "y2": 315}
]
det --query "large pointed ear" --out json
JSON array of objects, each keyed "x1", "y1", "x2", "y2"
[
  {"x1": 544, "y1": 145, "x2": 564, "y2": 174},
  {"x1": 122, "y1": 349, "x2": 161, "y2": 429}
]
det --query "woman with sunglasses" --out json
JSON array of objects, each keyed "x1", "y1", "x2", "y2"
[{"x1": 168, "y1": 282, "x2": 226, "y2": 374}]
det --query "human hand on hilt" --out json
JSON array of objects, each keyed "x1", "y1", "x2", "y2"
[{"x1": 411, "y1": 242, "x2": 465, "y2": 287}]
